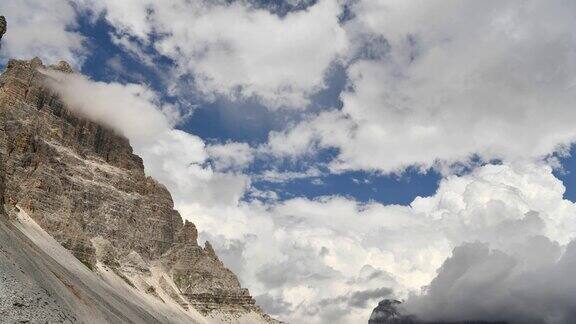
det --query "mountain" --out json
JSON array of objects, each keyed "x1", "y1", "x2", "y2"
[{"x1": 0, "y1": 58, "x2": 277, "y2": 323}]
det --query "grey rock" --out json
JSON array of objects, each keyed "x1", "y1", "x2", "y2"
[
  {"x1": 0, "y1": 58, "x2": 275, "y2": 322},
  {"x1": 369, "y1": 299, "x2": 416, "y2": 324}
]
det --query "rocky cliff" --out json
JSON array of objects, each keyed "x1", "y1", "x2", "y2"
[{"x1": 0, "y1": 58, "x2": 275, "y2": 323}]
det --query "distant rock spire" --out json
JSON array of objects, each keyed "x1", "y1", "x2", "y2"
[
  {"x1": 369, "y1": 299, "x2": 415, "y2": 324},
  {"x1": 0, "y1": 16, "x2": 6, "y2": 42},
  {"x1": 0, "y1": 16, "x2": 5, "y2": 50}
]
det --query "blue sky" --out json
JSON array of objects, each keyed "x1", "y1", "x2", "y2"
[
  {"x1": 72, "y1": 10, "x2": 443, "y2": 206},
  {"x1": 72, "y1": 13, "x2": 576, "y2": 206}
]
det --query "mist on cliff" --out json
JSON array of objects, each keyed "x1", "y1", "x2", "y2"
[{"x1": 44, "y1": 71, "x2": 172, "y2": 142}]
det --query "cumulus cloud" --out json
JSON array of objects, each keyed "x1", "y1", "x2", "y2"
[
  {"x1": 0, "y1": 0, "x2": 85, "y2": 65},
  {"x1": 404, "y1": 238, "x2": 576, "y2": 323},
  {"x1": 269, "y1": 0, "x2": 576, "y2": 173},
  {"x1": 80, "y1": 0, "x2": 348, "y2": 108},
  {"x1": 44, "y1": 71, "x2": 171, "y2": 142},
  {"x1": 255, "y1": 167, "x2": 323, "y2": 183},
  {"x1": 178, "y1": 161, "x2": 576, "y2": 323},
  {"x1": 206, "y1": 142, "x2": 254, "y2": 171}
]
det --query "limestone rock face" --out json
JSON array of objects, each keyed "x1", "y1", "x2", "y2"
[{"x1": 0, "y1": 58, "x2": 272, "y2": 321}]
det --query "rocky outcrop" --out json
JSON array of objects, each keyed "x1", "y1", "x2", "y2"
[
  {"x1": 369, "y1": 299, "x2": 415, "y2": 324},
  {"x1": 0, "y1": 58, "x2": 273, "y2": 322},
  {"x1": 0, "y1": 16, "x2": 5, "y2": 43}
]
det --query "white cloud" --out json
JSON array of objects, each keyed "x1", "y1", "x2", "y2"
[
  {"x1": 0, "y1": 0, "x2": 85, "y2": 66},
  {"x1": 176, "y1": 162, "x2": 576, "y2": 323},
  {"x1": 266, "y1": 109, "x2": 352, "y2": 157},
  {"x1": 255, "y1": 167, "x2": 322, "y2": 183},
  {"x1": 207, "y1": 142, "x2": 254, "y2": 171},
  {"x1": 45, "y1": 71, "x2": 170, "y2": 142},
  {"x1": 270, "y1": 0, "x2": 576, "y2": 173},
  {"x1": 82, "y1": 0, "x2": 348, "y2": 109}
]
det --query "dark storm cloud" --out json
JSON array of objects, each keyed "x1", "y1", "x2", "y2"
[{"x1": 405, "y1": 238, "x2": 576, "y2": 323}]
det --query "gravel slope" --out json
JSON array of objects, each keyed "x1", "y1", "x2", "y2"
[{"x1": 0, "y1": 207, "x2": 207, "y2": 323}]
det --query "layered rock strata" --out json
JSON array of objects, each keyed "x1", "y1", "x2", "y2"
[{"x1": 0, "y1": 58, "x2": 273, "y2": 322}]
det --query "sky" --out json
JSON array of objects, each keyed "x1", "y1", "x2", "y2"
[{"x1": 2, "y1": 1, "x2": 576, "y2": 323}]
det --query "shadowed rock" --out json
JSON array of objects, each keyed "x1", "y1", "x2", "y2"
[{"x1": 369, "y1": 299, "x2": 416, "y2": 324}]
